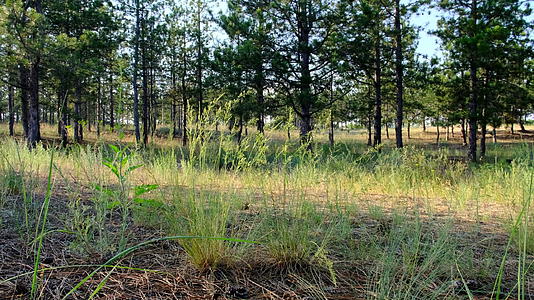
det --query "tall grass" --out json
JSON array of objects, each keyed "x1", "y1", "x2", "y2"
[{"x1": 0, "y1": 119, "x2": 533, "y2": 298}]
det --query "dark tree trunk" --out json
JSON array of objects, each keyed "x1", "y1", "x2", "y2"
[
  {"x1": 367, "y1": 114, "x2": 373, "y2": 147},
  {"x1": 407, "y1": 121, "x2": 411, "y2": 139},
  {"x1": 180, "y1": 33, "x2": 189, "y2": 147},
  {"x1": 461, "y1": 119, "x2": 467, "y2": 146},
  {"x1": 394, "y1": 0, "x2": 404, "y2": 148},
  {"x1": 60, "y1": 90, "x2": 68, "y2": 147},
  {"x1": 141, "y1": 17, "x2": 149, "y2": 147},
  {"x1": 19, "y1": 65, "x2": 29, "y2": 137},
  {"x1": 8, "y1": 80, "x2": 14, "y2": 136},
  {"x1": 97, "y1": 77, "x2": 101, "y2": 138},
  {"x1": 181, "y1": 60, "x2": 188, "y2": 147},
  {"x1": 436, "y1": 124, "x2": 440, "y2": 144},
  {"x1": 492, "y1": 127, "x2": 497, "y2": 143},
  {"x1": 237, "y1": 114, "x2": 243, "y2": 144},
  {"x1": 57, "y1": 92, "x2": 62, "y2": 135},
  {"x1": 519, "y1": 114, "x2": 526, "y2": 132},
  {"x1": 467, "y1": 0, "x2": 478, "y2": 162},
  {"x1": 329, "y1": 75, "x2": 334, "y2": 147},
  {"x1": 196, "y1": 4, "x2": 203, "y2": 120},
  {"x1": 74, "y1": 86, "x2": 82, "y2": 143},
  {"x1": 28, "y1": 60, "x2": 41, "y2": 147},
  {"x1": 148, "y1": 63, "x2": 157, "y2": 137},
  {"x1": 171, "y1": 67, "x2": 178, "y2": 138},
  {"x1": 109, "y1": 72, "x2": 115, "y2": 132},
  {"x1": 329, "y1": 110, "x2": 334, "y2": 147},
  {"x1": 422, "y1": 118, "x2": 426, "y2": 132},
  {"x1": 255, "y1": 62, "x2": 265, "y2": 134},
  {"x1": 132, "y1": 0, "x2": 141, "y2": 144},
  {"x1": 480, "y1": 121, "x2": 487, "y2": 159},
  {"x1": 296, "y1": 2, "x2": 313, "y2": 149},
  {"x1": 373, "y1": 38, "x2": 382, "y2": 148}
]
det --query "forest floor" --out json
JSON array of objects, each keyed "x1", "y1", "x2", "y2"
[{"x1": 0, "y1": 124, "x2": 533, "y2": 299}]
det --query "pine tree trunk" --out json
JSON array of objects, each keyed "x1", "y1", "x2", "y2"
[
  {"x1": 519, "y1": 114, "x2": 526, "y2": 132},
  {"x1": 181, "y1": 63, "x2": 188, "y2": 147},
  {"x1": 28, "y1": 60, "x2": 41, "y2": 147},
  {"x1": 480, "y1": 121, "x2": 487, "y2": 159},
  {"x1": 132, "y1": 0, "x2": 141, "y2": 144},
  {"x1": 394, "y1": 0, "x2": 404, "y2": 148},
  {"x1": 461, "y1": 119, "x2": 467, "y2": 146},
  {"x1": 373, "y1": 39, "x2": 382, "y2": 148},
  {"x1": 329, "y1": 109, "x2": 334, "y2": 147},
  {"x1": 467, "y1": 0, "x2": 478, "y2": 162},
  {"x1": 19, "y1": 65, "x2": 29, "y2": 137},
  {"x1": 492, "y1": 127, "x2": 497, "y2": 143},
  {"x1": 74, "y1": 86, "x2": 82, "y2": 143},
  {"x1": 141, "y1": 16, "x2": 149, "y2": 147},
  {"x1": 60, "y1": 90, "x2": 68, "y2": 147},
  {"x1": 109, "y1": 72, "x2": 114, "y2": 132},
  {"x1": 297, "y1": 7, "x2": 313, "y2": 150},
  {"x1": 237, "y1": 114, "x2": 243, "y2": 144},
  {"x1": 8, "y1": 80, "x2": 14, "y2": 136},
  {"x1": 196, "y1": 2, "x2": 203, "y2": 120},
  {"x1": 97, "y1": 77, "x2": 101, "y2": 138}
]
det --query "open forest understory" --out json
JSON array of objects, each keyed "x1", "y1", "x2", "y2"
[
  {"x1": 0, "y1": 123, "x2": 533, "y2": 299},
  {"x1": 0, "y1": 0, "x2": 533, "y2": 299}
]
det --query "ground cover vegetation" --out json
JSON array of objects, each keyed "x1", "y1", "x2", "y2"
[{"x1": 0, "y1": 0, "x2": 533, "y2": 299}]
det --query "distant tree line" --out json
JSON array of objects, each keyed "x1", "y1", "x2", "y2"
[{"x1": 0, "y1": 0, "x2": 532, "y2": 161}]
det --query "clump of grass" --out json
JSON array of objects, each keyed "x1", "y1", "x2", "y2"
[
  {"x1": 1, "y1": 168, "x2": 25, "y2": 196},
  {"x1": 370, "y1": 214, "x2": 458, "y2": 299},
  {"x1": 259, "y1": 201, "x2": 349, "y2": 280},
  {"x1": 171, "y1": 190, "x2": 237, "y2": 271}
]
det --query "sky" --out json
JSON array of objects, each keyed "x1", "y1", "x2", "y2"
[
  {"x1": 212, "y1": 2, "x2": 532, "y2": 60},
  {"x1": 410, "y1": 9, "x2": 442, "y2": 58}
]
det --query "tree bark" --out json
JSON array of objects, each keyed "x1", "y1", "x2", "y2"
[
  {"x1": 60, "y1": 90, "x2": 68, "y2": 147},
  {"x1": 141, "y1": 12, "x2": 149, "y2": 147},
  {"x1": 255, "y1": 59, "x2": 265, "y2": 134},
  {"x1": 74, "y1": 86, "x2": 82, "y2": 143},
  {"x1": 296, "y1": 1, "x2": 313, "y2": 149},
  {"x1": 467, "y1": 0, "x2": 478, "y2": 162},
  {"x1": 394, "y1": 0, "x2": 404, "y2": 148},
  {"x1": 480, "y1": 121, "x2": 487, "y2": 159},
  {"x1": 109, "y1": 71, "x2": 115, "y2": 132},
  {"x1": 19, "y1": 65, "x2": 29, "y2": 137},
  {"x1": 132, "y1": 0, "x2": 141, "y2": 144},
  {"x1": 373, "y1": 38, "x2": 382, "y2": 148},
  {"x1": 436, "y1": 124, "x2": 440, "y2": 144},
  {"x1": 8, "y1": 79, "x2": 15, "y2": 136},
  {"x1": 329, "y1": 109, "x2": 334, "y2": 147},
  {"x1": 196, "y1": 1, "x2": 204, "y2": 120},
  {"x1": 519, "y1": 114, "x2": 526, "y2": 132},
  {"x1": 97, "y1": 77, "x2": 101, "y2": 138},
  {"x1": 28, "y1": 60, "x2": 41, "y2": 147},
  {"x1": 461, "y1": 119, "x2": 467, "y2": 146}
]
